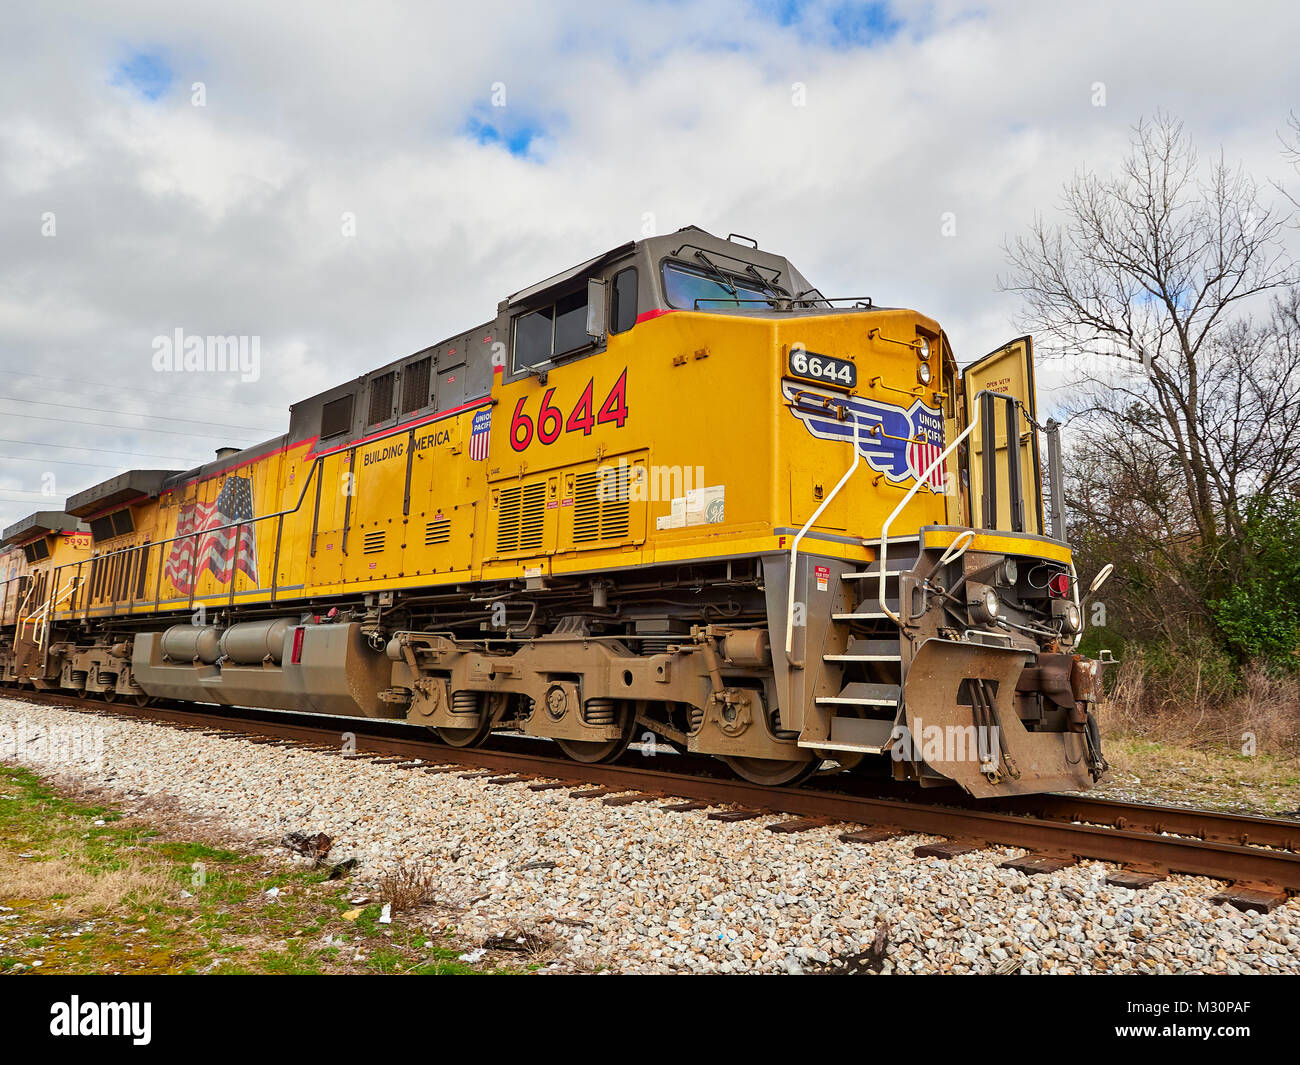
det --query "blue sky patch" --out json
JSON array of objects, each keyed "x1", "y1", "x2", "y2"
[
  {"x1": 113, "y1": 50, "x2": 173, "y2": 100},
  {"x1": 462, "y1": 113, "x2": 545, "y2": 158},
  {"x1": 752, "y1": 0, "x2": 903, "y2": 47}
]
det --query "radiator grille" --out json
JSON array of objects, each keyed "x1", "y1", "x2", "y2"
[
  {"x1": 497, "y1": 483, "x2": 546, "y2": 554},
  {"x1": 573, "y1": 466, "x2": 632, "y2": 543},
  {"x1": 363, "y1": 529, "x2": 386, "y2": 555}
]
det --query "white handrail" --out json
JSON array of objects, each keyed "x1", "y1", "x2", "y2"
[
  {"x1": 878, "y1": 393, "x2": 990, "y2": 625},
  {"x1": 37, "y1": 577, "x2": 79, "y2": 651},
  {"x1": 784, "y1": 410, "x2": 863, "y2": 662},
  {"x1": 12, "y1": 585, "x2": 34, "y2": 650}
]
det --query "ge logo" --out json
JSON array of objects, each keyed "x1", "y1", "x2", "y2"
[{"x1": 706, "y1": 499, "x2": 725, "y2": 523}]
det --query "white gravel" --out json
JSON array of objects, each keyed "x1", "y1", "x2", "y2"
[{"x1": 2, "y1": 696, "x2": 1298, "y2": 974}]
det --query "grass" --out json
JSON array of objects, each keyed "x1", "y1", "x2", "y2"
[
  {"x1": 0, "y1": 766, "x2": 534, "y2": 974},
  {"x1": 1088, "y1": 734, "x2": 1300, "y2": 815},
  {"x1": 1088, "y1": 650, "x2": 1300, "y2": 814}
]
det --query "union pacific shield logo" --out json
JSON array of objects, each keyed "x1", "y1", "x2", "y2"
[
  {"x1": 468, "y1": 407, "x2": 492, "y2": 461},
  {"x1": 782, "y1": 381, "x2": 946, "y2": 492}
]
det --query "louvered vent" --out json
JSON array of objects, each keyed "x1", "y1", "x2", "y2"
[
  {"x1": 497, "y1": 483, "x2": 546, "y2": 554},
  {"x1": 402, "y1": 357, "x2": 432, "y2": 414},
  {"x1": 573, "y1": 465, "x2": 632, "y2": 544},
  {"x1": 368, "y1": 371, "x2": 395, "y2": 425},
  {"x1": 425, "y1": 518, "x2": 450, "y2": 546},
  {"x1": 363, "y1": 529, "x2": 386, "y2": 555}
]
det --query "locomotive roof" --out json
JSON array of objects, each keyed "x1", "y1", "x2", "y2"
[
  {"x1": 66, "y1": 470, "x2": 183, "y2": 518},
  {"x1": 1, "y1": 510, "x2": 86, "y2": 546}
]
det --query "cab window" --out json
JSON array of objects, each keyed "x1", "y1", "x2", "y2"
[
  {"x1": 611, "y1": 268, "x2": 638, "y2": 333},
  {"x1": 513, "y1": 289, "x2": 594, "y2": 371}
]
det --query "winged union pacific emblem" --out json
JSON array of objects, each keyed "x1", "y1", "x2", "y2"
[{"x1": 782, "y1": 381, "x2": 946, "y2": 492}]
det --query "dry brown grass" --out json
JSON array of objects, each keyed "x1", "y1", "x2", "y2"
[
  {"x1": 0, "y1": 841, "x2": 171, "y2": 919},
  {"x1": 376, "y1": 861, "x2": 439, "y2": 913},
  {"x1": 1100, "y1": 650, "x2": 1300, "y2": 755}
]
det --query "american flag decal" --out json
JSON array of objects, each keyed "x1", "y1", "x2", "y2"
[
  {"x1": 468, "y1": 407, "x2": 491, "y2": 460},
  {"x1": 163, "y1": 475, "x2": 259, "y2": 594},
  {"x1": 908, "y1": 435, "x2": 946, "y2": 491}
]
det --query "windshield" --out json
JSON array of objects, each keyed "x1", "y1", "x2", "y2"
[{"x1": 662, "y1": 261, "x2": 776, "y2": 309}]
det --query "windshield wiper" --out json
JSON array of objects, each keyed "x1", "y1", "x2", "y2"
[
  {"x1": 693, "y1": 250, "x2": 740, "y2": 301},
  {"x1": 743, "y1": 263, "x2": 789, "y2": 301}
]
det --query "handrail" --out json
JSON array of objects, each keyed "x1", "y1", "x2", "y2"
[
  {"x1": 12, "y1": 583, "x2": 34, "y2": 650},
  {"x1": 784, "y1": 410, "x2": 863, "y2": 665},
  {"x1": 32, "y1": 577, "x2": 78, "y2": 651},
  {"x1": 878, "y1": 390, "x2": 996, "y2": 625}
]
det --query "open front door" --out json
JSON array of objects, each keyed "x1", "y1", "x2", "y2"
[{"x1": 962, "y1": 336, "x2": 1043, "y2": 534}]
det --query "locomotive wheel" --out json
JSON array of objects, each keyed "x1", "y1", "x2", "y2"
[
  {"x1": 435, "y1": 717, "x2": 493, "y2": 748},
  {"x1": 555, "y1": 705, "x2": 635, "y2": 764},
  {"x1": 100, "y1": 689, "x2": 117, "y2": 703},
  {"x1": 721, "y1": 755, "x2": 820, "y2": 787},
  {"x1": 133, "y1": 694, "x2": 153, "y2": 707}
]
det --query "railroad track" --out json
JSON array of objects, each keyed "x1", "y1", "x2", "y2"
[{"x1": 3, "y1": 687, "x2": 1298, "y2": 911}]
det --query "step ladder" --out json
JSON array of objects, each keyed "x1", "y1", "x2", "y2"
[{"x1": 802, "y1": 538, "x2": 919, "y2": 755}]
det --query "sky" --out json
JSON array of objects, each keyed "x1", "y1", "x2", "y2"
[{"x1": 1, "y1": 0, "x2": 1298, "y2": 531}]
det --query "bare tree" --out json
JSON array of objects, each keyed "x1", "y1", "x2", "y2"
[{"x1": 1002, "y1": 113, "x2": 1299, "y2": 565}]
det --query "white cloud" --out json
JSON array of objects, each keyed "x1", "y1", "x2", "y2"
[{"x1": 0, "y1": 0, "x2": 1297, "y2": 529}]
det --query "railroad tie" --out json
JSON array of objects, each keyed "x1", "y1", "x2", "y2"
[
  {"x1": 914, "y1": 840, "x2": 979, "y2": 859},
  {"x1": 1208, "y1": 886, "x2": 1289, "y2": 914},
  {"x1": 1000, "y1": 854, "x2": 1079, "y2": 876},
  {"x1": 1104, "y1": 869, "x2": 1164, "y2": 890},
  {"x1": 840, "y1": 827, "x2": 902, "y2": 845},
  {"x1": 602, "y1": 793, "x2": 657, "y2": 806},
  {"x1": 766, "y1": 818, "x2": 830, "y2": 834},
  {"x1": 708, "y1": 809, "x2": 764, "y2": 823}
]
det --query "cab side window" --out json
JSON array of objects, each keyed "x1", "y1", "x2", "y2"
[
  {"x1": 512, "y1": 288, "x2": 597, "y2": 372},
  {"x1": 611, "y1": 267, "x2": 638, "y2": 334}
]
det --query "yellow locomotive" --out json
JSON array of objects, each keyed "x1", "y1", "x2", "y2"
[{"x1": 0, "y1": 227, "x2": 1108, "y2": 794}]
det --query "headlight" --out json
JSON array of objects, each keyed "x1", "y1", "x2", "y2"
[
  {"x1": 916, "y1": 337, "x2": 931, "y2": 360},
  {"x1": 971, "y1": 587, "x2": 1000, "y2": 624},
  {"x1": 918, "y1": 361, "x2": 933, "y2": 386},
  {"x1": 1062, "y1": 602, "x2": 1082, "y2": 634},
  {"x1": 1001, "y1": 558, "x2": 1018, "y2": 586}
]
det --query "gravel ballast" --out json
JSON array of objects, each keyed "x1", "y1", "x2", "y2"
[{"x1": 2, "y1": 697, "x2": 1297, "y2": 975}]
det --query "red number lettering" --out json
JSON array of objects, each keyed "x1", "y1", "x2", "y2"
[
  {"x1": 537, "y1": 388, "x2": 563, "y2": 444},
  {"x1": 510, "y1": 397, "x2": 533, "y2": 451},
  {"x1": 566, "y1": 380, "x2": 596, "y2": 436},
  {"x1": 597, "y1": 369, "x2": 628, "y2": 428}
]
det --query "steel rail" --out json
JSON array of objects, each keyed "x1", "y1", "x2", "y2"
[{"x1": 4, "y1": 688, "x2": 1299, "y2": 892}]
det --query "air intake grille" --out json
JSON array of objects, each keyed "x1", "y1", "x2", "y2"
[
  {"x1": 497, "y1": 483, "x2": 546, "y2": 554},
  {"x1": 425, "y1": 518, "x2": 450, "y2": 546},
  {"x1": 363, "y1": 529, "x2": 386, "y2": 555},
  {"x1": 402, "y1": 357, "x2": 431, "y2": 414},
  {"x1": 573, "y1": 466, "x2": 632, "y2": 543},
  {"x1": 368, "y1": 371, "x2": 395, "y2": 425}
]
